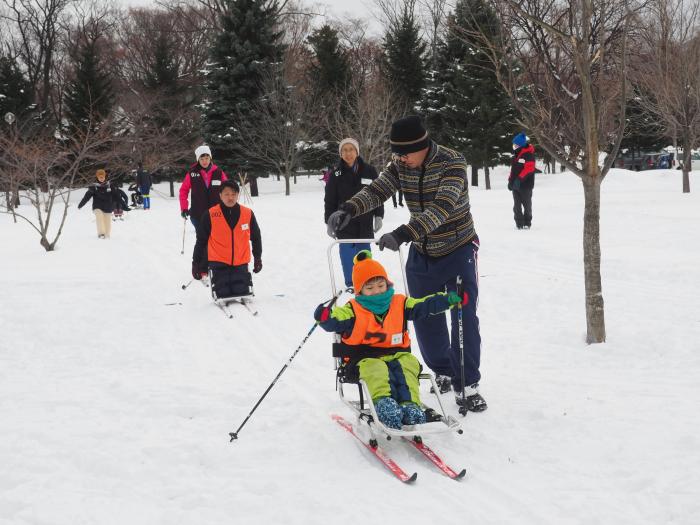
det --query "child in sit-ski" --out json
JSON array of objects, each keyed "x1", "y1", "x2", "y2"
[{"x1": 314, "y1": 250, "x2": 467, "y2": 429}]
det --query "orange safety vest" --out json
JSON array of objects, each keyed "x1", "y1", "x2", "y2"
[
  {"x1": 207, "y1": 204, "x2": 252, "y2": 266},
  {"x1": 342, "y1": 294, "x2": 411, "y2": 349}
]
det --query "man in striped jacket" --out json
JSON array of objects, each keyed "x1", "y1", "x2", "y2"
[{"x1": 327, "y1": 115, "x2": 487, "y2": 413}]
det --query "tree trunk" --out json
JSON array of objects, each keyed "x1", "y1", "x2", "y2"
[
  {"x1": 169, "y1": 180, "x2": 175, "y2": 197},
  {"x1": 471, "y1": 165, "x2": 478, "y2": 186},
  {"x1": 284, "y1": 173, "x2": 290, "y2": 196},
  {"x1": 681, "y1": 138, "x2": 691, "y2": 193},
  {"x1": 485, "y1": 165, "x2": 491, "y2": 190},
  {"x1": 249, "y1": 176, "x2": 259, "y2": 197},
  {"x1": 581, "y1": 174, "x2": 606, "y2": 343},
  {"x1": 39, "y1": 235, "x2": 54, "y2": 251}
]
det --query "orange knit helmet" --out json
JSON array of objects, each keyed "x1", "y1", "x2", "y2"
[{"x1": 352, "y1": 250, "x2": 389, "y2": 292}]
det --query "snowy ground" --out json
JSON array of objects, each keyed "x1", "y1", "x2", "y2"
[{"x1": 1, "y1": 168, "x2": 699, "y2": 525}]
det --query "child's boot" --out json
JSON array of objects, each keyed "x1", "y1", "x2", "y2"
[
  {"x1": 375, "y1": 397, "x2": 402, "y2": 429},
  {"x1": 401, "y1": 403, "x2": 427, "y2": 425}
]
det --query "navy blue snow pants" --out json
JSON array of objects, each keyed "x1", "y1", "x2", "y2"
[
  {"x1": 406, "y1": 241, "x2": 481, "y2": 390},
  {"x1": 339, "y1": 242, "x2": 371, "y2": 288}
]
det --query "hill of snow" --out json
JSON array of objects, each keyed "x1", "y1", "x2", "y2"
[{"x1": 1, "y1": 168, "x2": 699, "y2": 524}]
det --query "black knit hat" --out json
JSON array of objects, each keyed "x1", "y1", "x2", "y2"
[{"x1": 389, "y1": 115, "x2": 430, "y2": 155}]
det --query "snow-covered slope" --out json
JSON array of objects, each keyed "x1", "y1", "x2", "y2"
[{"x1": 1, "y1": 168, "x2": 699, "y2": 524}]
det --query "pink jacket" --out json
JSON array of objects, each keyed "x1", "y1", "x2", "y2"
[{"x1": 179, "y1": 163, "x2": 228, "y2": 211}]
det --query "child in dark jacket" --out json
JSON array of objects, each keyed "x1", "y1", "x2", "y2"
[
  {"x1": 314, "y1": 250, "x2": 466, "y2": 429},
  {"x1": 77, "y1": 169, "x2": 117, "y2": 238}
]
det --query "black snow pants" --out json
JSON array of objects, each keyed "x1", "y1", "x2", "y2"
[{"x1": 512, "y1": 187, "x2": 533, "y2": 228}]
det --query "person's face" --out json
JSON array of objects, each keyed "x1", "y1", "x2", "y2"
[
  {"x1": 513, "y1": 144, "x2": 519, "y2": 151},
  {"x1": 220, "y1": 187, "x2": 239, "y2": 207},
  {"x1": 396, "y1": 147, "x2": 429, "y2": 169},
  {"x1": 340, "y1": 144, "x2": 358, "y2": 167},
  {"x1": 96, "y1": 172, "x2": 106, "y2": 183},
  {"x1": 199, "y1": 154, "x2": 211, "y2": 168},
  {"x1": 361, "y1": 278, "x2": 388, "y2": 296}
]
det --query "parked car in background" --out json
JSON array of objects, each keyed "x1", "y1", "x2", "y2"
[{"x1": 615, "y1": 151, "x2": 674, "y2": 171}]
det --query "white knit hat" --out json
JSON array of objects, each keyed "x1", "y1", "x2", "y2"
[
  {"x1": 195, "y1": 145, "x2": 212, "y2": 161},
  {"x1": 338, "y1": 138, "x2": 360, "y2": 157}
]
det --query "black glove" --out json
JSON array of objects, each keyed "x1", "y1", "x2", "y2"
[
  {"x1": 507, "y1": 180, "x2": 513, "y2": 191},
  {"x1": 192, "y1": 262, "x2": 203, "y2": 280},
  {"x1": 377, "y1": 232, "x2": 400, "y2": 251},
  {"x1": 326, "y1": 209, "x2": 351, "y2": 238},
  {"x1": 181, "y1": 209, "x2": 189, "y2": 219},
  {"x1": 253, "y1": 258, "x2": 262, "y2": 273},
  {"x1": 314, "y1": 303, "x2": 331, "y2": 322}
]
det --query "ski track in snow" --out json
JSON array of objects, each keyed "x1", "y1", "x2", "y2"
[{"x1": 1, "y1": 169, "x2": 699, "y2": 525}]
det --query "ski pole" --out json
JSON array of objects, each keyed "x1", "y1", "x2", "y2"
[
  {"x1": 180, "y1": 217, "x2": 187, "y2": 255},
  {"x1": 229, "y1": 290, "x2": 344, "y2": 441},
  {"x1": 181, "y1": 279, "x2": 193, "y2": 290},
  {"x1": 456, "y1": 275, "x2": 467, "y2": 417}
]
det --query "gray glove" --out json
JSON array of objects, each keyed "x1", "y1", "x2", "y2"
[
  {"x1": 326, "y1": 209, "x2": 351, "y2": 238},
  {"x1": 377, "y1": 233, "x2": 400, "y2": 251},
  {"x1": 373, "y1": 216, "x2": 383, "y2": 233}
]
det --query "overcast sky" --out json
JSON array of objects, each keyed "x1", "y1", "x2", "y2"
[{"x1": 121, "y1": 0, "x2": 381, "y2": 31}]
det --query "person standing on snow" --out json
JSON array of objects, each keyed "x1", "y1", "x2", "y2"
[
  {"x1": 77, "y1": 169, "x2": 118, "y2": 239},
  {"x1": 192, "y1": 180, "x2": 262, "y2": 297},
  {"x1": 325, "y1": 137, "x2": 384, "y2": 289},
  {"x1": 326, "y1": 115, "x2": 487, "y2": 413},
  {"x1": 136, "y1": 162, "x2": 152, "y2": 210},
  {"x1": 507, "y1": 132, "x2": 536, "y2": 230},
  {"x1": 179, "y1": 145, "x2": 228, "y2": 229}
]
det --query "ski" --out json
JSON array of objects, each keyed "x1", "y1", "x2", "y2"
[
  {"x1": 240, "y1": 298, "x2": 259, "y2": 316},
  {"x1": 332, "y1": 414, "x2": 417, "y2": 484},
  {"x1": 216, "y1": 302, "x2": 234, "y2": 319},
  {"x1": 402, "y1": 437, "x2": 466, "y2": 480}
]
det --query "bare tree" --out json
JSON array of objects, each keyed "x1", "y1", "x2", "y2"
[
  {"x1": 324, "y1": 39, "x2": 401, "y2": 168},
  {"x1": 418, "y1": 0, "x2": 449, "y2": 69},
  {"x1": 635, "y1": 0, "x2": 699, "y2": 192},
  {"x1": 0, "y1": 121, "x2": 116, "y2": 251},
  {"x1": 235, "y1": 58, "x2": 322, "y2": 196},
  {"x1": 462, "y1": 0, "x2": 640, "y2": 343},
  {"x1": 1, "y1": 0, "x2": 73, "y2": 115}
]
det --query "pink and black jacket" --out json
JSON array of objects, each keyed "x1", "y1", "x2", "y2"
[{"x1": 179, "y1": 163, "x2": 228, "y2": 222}]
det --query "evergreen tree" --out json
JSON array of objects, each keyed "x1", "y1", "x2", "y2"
[
  {"x1": 64, "y1": 34, "x2": 114, "y2": 133},
  {"x1": 420, "y1": 0, "x2": 514, "y2": 186},
  {"x1": 145, "y1": 32, "x2": 179, "y2": 94},
  {"x1": 621, "y1": 87, "x2": 668, "y2": 156},
  {"x1": 202, "y1": 0, "x2": 284, "y2": 174},
  {"x1": 307, "y1": 25, "x2": 349, "y2": 96},
  {"x1": 382, "y1": 3, "x2": 427, "y2": 111},
  {"x1": 0, "y1": 55, "x2": 33, "y2": 121},
  {"x1": 305, "y1": 25, "x2": 349, "y2": 170}
]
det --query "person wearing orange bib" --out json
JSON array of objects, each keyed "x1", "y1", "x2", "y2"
[
  {"x1": 192, "y1": 180, "x2": 262, "y2": 298},
  {"x1": 314, "y1": 250, "x2": 466, "y2": 429}
]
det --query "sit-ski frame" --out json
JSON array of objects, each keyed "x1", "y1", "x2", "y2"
[
  {"x1": 208, "y1": 269, "x2": 259, "y2": 317},
  {"x1": 326, "y1": 239, "x2": 462, "y2": 442}
]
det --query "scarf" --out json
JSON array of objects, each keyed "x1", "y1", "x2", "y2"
[{"x1": 355, "y1": 287, "x2": 395, "y2": 315}]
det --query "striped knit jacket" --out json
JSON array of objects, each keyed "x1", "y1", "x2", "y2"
[{"x1": 345, "y1": 142, "x2": 477, "y2": 257}]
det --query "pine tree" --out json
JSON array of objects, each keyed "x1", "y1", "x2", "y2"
[
  {"x1": 382, "y1": 3, "x2": 427, "y2": 111},
  {"x1": 145, "y1": 32, "x2": 179, "y2": 94},
  {"x1": 64, "y1": 34, "x2": 114, "y2": 133},
  {"x1": 307, "y1": 25, "x2": 349, "y2": 96},
  {"x1": 202, "y1": 0, "x2": 284, "y2": 175},
  {"x1": 0, "y1": 55, "x2": 33, "y2": 121},
  {"x1": 419, "y1": 0, "x2": 514, "y2": 187},
  {"x1": 305, "y1": 24, "x2": 349, "y2": 170}
]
